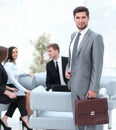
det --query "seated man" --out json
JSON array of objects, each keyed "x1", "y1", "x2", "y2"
[{"x1": 46, "y1": 43, "x2": 69, "y2": 92}]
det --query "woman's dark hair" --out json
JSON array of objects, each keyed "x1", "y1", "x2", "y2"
[
  {"x1": 73, "y1": 6, "x2": 89, "y2": 17},
  {"x1": 0, "y1": 46, "x2": 8, "y2": 63},
  {"x1": 7, "y1": 46, "x2": 17, "y2": 62}
]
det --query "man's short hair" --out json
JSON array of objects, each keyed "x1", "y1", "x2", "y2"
[
  {"x1": 47, "y1": 43, "x2": 60, "y2": 53},
  {"x1": 73, "y1": 6, "x2": 89, "y2": 17}
]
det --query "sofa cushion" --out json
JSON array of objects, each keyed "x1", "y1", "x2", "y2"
[
  {"x1": 32, "y1": 72, "x2": 46, "y2": 88},
  {"x1": 0, "y1": 104, "x2": 9, "y2": 111}
]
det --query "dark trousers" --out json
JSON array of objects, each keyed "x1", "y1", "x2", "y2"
[
  {"x1": 5, "y1": 96, "x2": 27, "y2": 117},
  {"x1": 0, "y1": 84, "x2": 27, "y2": 117}
]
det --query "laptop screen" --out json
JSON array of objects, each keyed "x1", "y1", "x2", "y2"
[{"x1": 52, "y1": 85, "x2": 70, "y2": 92}]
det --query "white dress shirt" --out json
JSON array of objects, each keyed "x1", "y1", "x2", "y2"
[{"x1": 54, "y1": 56, "x2": 66, "y2": 85}]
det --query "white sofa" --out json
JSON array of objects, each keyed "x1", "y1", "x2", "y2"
[
  {"x1": 18, "y1": 72, "x2": 116, "y2": 91},
  {"x1": 29, "y1": 86, "x2": 103, "y2": 130},
  {"x1": 18, "y1": 72, "x2": 46, "y2": 90},
  {"x1": 99, "y1": 81, "x2": 116, "y2": 129},
  {"x1": 30, "y1": 87, "x2": 75, "y2": 130},
  {"x1": 12, "y1": 72, "x2": 116, "y2": 129},
  {"x1": 28, "y1": 73, "x2": 116, "y2": 130}
]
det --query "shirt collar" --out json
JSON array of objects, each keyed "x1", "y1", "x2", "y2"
[{"x1": 53, "y1": 55, "x2": 61, "y2": 63}]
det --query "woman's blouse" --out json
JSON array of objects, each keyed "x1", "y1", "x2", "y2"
[{"x1": 4, "y1": 62, "x2": 27, "y2": 92}]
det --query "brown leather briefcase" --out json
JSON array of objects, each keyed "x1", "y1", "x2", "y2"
[{"x1": 75, "y1": 98, "x2": 109, "y2": 126}]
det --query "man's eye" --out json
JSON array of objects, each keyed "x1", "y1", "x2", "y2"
[
  {"x1": 82, "y1": 16, "x2": 86, "y2": 19},
  {"x1": 76, "y1": 17, "x2": 80, "y2": 19}
]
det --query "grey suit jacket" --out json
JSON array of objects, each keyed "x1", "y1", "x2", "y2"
[{"x1": 68, "y1": 29, "x2": 104, "y2": 100}]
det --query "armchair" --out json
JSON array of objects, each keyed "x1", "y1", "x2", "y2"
[
  {"x1": 99, "y1": 81, "x2": 116, "y2": 129},
  {"x1": 29, "y1": 86, "x2": 103, "y2": 130},
  {"x1": 106, "y1": 81, "x2": 116, "y2": 129}
]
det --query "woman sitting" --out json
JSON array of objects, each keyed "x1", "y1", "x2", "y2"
[
  {"x1": 4, "y1": 46, "x2": 33, "y2": 115},
  {"x1": 0, "y1": 46, "x2": 32, "y2": 130}
]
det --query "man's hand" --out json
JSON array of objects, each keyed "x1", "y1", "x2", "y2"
[
  {"x1": 65, "y1": 70, "x2": 71, "y2": 79},
  {"x1": 86, "y1": 90, "x2": 97, "y2": 99}
]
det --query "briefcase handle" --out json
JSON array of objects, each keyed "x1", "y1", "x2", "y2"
[{"x1": 77, "y1": 95, "x2": 96, "y2": 100}]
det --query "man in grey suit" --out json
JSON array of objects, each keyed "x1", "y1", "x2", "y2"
[{"x1": 65, "y1": 6, "x2": 104, "y2": 130}]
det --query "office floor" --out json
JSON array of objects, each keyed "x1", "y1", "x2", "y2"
[{"x1": 1, "y1": 109, "x2": 116, "y2": 130}]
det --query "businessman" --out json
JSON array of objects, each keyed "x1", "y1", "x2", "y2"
[
  {"x1": 65, "y1": 6, "x2": 104, "y2": 130},
  {"x1": 46, "y1": 43, "x2": 68, "y2": 91}
]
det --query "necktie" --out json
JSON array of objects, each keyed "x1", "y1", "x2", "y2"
[
  {"x1": 55, "y1": 61, "x2": 61, "y2": 84},
  {"x1": 72, "y1": 32, "x2": 81, "y2": 63}
]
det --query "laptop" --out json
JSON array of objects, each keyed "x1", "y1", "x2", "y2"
[
  {"x1": 14, "y1": 90, "x2": 26, "y2": 96},
  {"x1": 52, "y1": 85, "x2": 70, "y2": 92}
]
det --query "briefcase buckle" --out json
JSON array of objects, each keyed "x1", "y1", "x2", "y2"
[{"x1": 90, "y1": 111, "x2": 95, "y2": 116}]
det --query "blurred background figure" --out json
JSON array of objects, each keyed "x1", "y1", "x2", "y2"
[{"x1": 46, "y1": 43, "x2": 68, "y2": 91}]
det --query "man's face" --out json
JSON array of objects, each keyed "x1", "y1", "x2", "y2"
[
  {"x1": 47, "y1": 47, "x2": 58, "y2": 59},
  {"x1": 74, "y1": 12, "x2": 89, "y2": 31}
]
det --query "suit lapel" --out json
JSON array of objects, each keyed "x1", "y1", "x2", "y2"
[{"x1": 76, "y1": 29, "x2": 91, "y2": 56}]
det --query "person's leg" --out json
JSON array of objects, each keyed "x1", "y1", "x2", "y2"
[
  {"x1": 86, "y1": 125, "x2": 102, "y2": 130},
  {"x1": 5, "y1": 101, "x2": 17, "y2": 117},
  {"x1": 16, "y1": 96, "x2": 27, "y2": 117},
  {"x1": 25, "y1": 93, "x2": 33, "y2": 116},
  {"x1": 1, "y1": 95, "x2": 17, "y2": 126},
  {"x1": 17, "y1": 96, "x2": 32, "y2": 129},
  {"x1": 75, "y1": 125, "x2": 84, "y2": 130},
  {"x1": 1, "y1": 115, "x2": 8, "y2": 126},
  {"x1": 76, "y1": 125, "x2": 103, "y2": 130}
]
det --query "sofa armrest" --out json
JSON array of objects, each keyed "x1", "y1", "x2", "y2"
[
  {"x1": 30, "y1": 86, "x2": 72, "y2": 112},
  {"x1": 98, "y1": 87, "x2": 108, "y2": 98}
]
